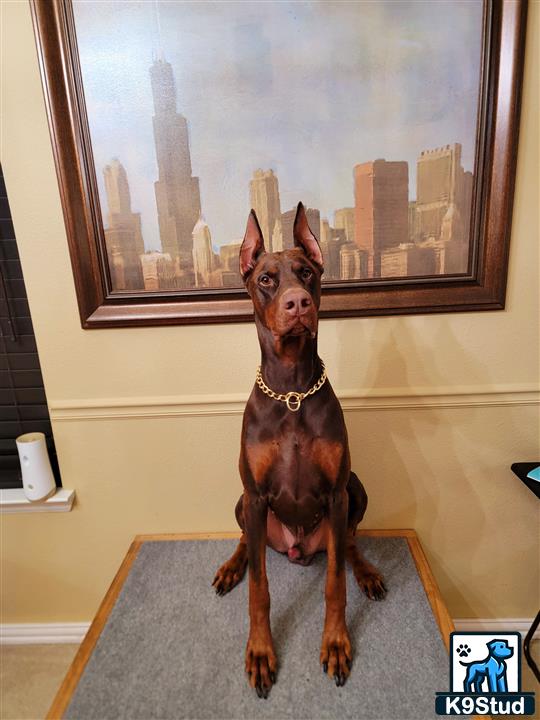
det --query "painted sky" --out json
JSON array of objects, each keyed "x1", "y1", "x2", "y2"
[{"x1": 73, "y1": 0, "x2": 484, "y2": 251}]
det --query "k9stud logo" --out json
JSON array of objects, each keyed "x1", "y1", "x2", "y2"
[{"x1": 435, "y1": 632, "x2": 535, "y2": 715}]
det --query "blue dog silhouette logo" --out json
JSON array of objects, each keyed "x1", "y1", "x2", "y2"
[{"x1": 459, "y1": 638, "x2": 513, "y2": 693}]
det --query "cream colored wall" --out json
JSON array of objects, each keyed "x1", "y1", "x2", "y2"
[{"x1": 1, "y1": 1, "x2": 538, "y2": 623}]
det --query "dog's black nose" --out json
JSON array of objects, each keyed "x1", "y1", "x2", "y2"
[{"x1": 281, "y1": 288, "x2": 312, "y2": 316}]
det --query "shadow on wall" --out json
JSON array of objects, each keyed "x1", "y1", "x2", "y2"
[{"x1": 334, "y1": 317, "x2": 493, "y2": 611}]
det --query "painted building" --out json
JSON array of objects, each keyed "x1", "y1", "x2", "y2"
[
  {"x1": 249, "y1": 169, "x2": 281, "y2": 252},
  {"x1": 103, "y1": 158, "x2": 144, "y2": 290},
  {"x1": 354, "y1": 159, "x2": 409, "y2": 277},
  {"x1": 150, "y1": 59, "x2": 201, "y2": 280}
]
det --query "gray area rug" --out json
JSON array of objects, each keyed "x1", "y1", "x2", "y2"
[{"x1": 65, "y1": 537, "x2": 449, "y2": 719}]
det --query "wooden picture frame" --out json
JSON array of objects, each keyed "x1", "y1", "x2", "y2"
[{"x1": 30, "y1": 0, "x2": 527, "y2": 329}]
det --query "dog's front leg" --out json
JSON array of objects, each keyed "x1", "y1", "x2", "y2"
[
  {"x1": 321, "y1": 488, "x2": 352, "y2": 686},
  {"x1": 243, "y1": 490, "x2": 276, "y2": 698}
]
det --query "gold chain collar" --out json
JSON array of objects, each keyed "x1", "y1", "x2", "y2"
[{"x1": 255, "y1": 361, "x2": 327, "y2": 412}]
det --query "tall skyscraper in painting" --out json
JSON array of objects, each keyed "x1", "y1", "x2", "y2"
[
  {"x1": 150, "y1": 59, "x2": 201, "y2": 286},
  {"x1": 192, "y1": 215, "x2": 214, "y2": 288},
  {"x1": 413, "y1": 143, "x2": 472, "y2": 274},
  {"x1": 415, "y1": 144, "x2": 470, "y2": 236},
  {"x1": 249, "y1": 169, "x2": 281, "y2": 252},
  {"x1": 103, "y1": 158, "x2": 144, "y2": 290},
  {"x1": 354, "y1": 160, "x2": 409, "y2": 277}
]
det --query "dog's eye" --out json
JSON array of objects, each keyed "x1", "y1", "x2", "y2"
[
  {"x1": 301, "y1": 268, "x2": 312, "y2": 281},
  {"x1": 258, "y1": 274, "x2": 273, "y2": 286}
]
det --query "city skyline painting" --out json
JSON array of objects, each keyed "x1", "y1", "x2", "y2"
[{"x1": 72, "y1": 0, "x2": 484, "y2": 292}]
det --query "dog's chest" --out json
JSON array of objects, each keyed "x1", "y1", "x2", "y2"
[
  {"x1": 246, "y1": 426, "x2": 341, "y2": 481},
  {"x1": 245, "y1": 425, "x2": 344, "y2": 524}
]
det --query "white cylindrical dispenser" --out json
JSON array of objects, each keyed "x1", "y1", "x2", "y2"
[{"x1": 16, "y1": 432, "x2": 57, "y2": 502}]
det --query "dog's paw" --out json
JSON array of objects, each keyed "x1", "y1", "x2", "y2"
[
  {"x1": 245, "y1": 636, "x2": 277, "y2": 699},
  {"x1": 320, "y1": 625, "x2": 352, "y2": 687},
  {"x1": 457, "y1": 643, "x2": 471, "y2": 658},
  {"x1": 212, "y1": 558, "x2": 247, "y2": 596},
  {"x1": 356, "y1": 568, "x2": 387, "y2": 601}
]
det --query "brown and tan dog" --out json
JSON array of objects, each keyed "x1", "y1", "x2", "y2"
[{"x1": 213, "y1": 203, "x2": 386, "y2": 698}]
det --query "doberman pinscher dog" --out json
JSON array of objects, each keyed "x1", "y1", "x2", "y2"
[{"x1": 213, "y1": 202, "x2": 386, "y2": 698}]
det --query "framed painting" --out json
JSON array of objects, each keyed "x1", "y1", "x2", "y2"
[{"x1": 30, "y1": 0, "x2": 527, "y2": 328}]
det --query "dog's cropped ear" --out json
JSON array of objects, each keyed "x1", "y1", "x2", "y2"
[
  {"x1": 240, "y1": 209, "x2": 266, "y2": 279},
  {"x1": 293, "y1": 202, "x2": 323, "y2": 271}
]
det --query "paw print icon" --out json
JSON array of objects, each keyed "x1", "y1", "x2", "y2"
[{"x1": 456, "y1": 643, "x2": 471, "y2": 658}]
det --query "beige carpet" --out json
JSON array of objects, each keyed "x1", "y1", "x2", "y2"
[{"x1": 1, "y1": 644, "x2": 78, "y2": 720}]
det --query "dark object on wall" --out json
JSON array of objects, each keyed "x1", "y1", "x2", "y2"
[
  {"x1": 30, "y1": 0, "x2": 527, "y2": 328},
  {"x1": 510, "y1": 462, "x2": 540, "y2": 499},
  {"x1": 0, "y1": 166, "x2": 61, "y2": 489},
  {"x1": 510, "y1": 462, "x2": 540, "y2": 682}
]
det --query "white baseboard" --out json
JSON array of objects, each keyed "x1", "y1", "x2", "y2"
[
  {"x1": 0, "y1": 619, "x2": 537, "y2": 645},
  {"x1": 0, "y1": 623, "x2": 90, "y2": 645}
]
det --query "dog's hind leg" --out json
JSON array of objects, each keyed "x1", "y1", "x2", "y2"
[
  {"x1": 346, "y1": 471, "x2": 368, "y2": 527},
  {"x1": 213, "y1": 494, "x2": 248, "y2": 596},
  {"x1": 346, "y1": 472, "x2": 387, "y2": 601}
]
